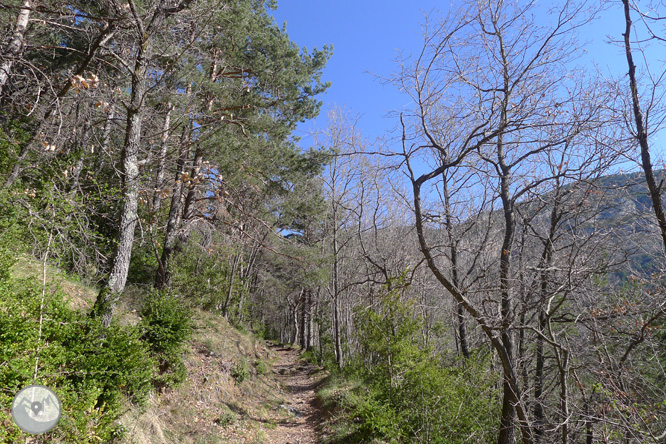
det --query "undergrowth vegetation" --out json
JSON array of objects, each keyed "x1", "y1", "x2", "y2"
[
  {"x1": 0, "y1": 235, "x2": 192, "y2": 442},
  {"x1": 140, "y1": 290, "x2": 192, "y2": 389},
  {"x1": 0, "y1": 275, "x2": 155, "y2": 442},
  {"x1": 317, "y1": 278, "x2": 499, "y2": 444}
]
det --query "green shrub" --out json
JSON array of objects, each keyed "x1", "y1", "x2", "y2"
[
  {"x1": 140, "y1": 290, "x2": 192, "y2": 389},
  {"x1": 231, "y1": 359, "x2": 250, "y2": 383},
  {"x1": 0, "y1": 277, "x2": 154, "y2": 443},
  {"x1": 255, "y1": 359, "x2": 268, "y2": 375},
  {"x1": 300, "y1": 349, "x2": 318, "y2": 365},
  {"x1": 215, "y1": 411, "x2": 237, "y2": 427},
  {"x1": 169, "y1": 238, "x2": 250, "y2": 323},
  {"x1": 328, "y1": 275, "x2": 500, "y2": 444},
  {"x1": 0, "y1": 191, "x2": 22, "y2": 283}
]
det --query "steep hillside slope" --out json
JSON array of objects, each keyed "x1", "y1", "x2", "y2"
[
  {"x1": 119, "y1": 311, "x2": 326, "y2": 444},
  {"x1": 5, "y1": 256, "x2": 327, "y2": 444}
]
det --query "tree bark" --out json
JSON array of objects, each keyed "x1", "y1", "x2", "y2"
[
  {"x1": 332, "y1": 215, "x2": 344, "y2": 369},
  {"x1": 441, "y1": 165, "x2": 470, "y2": 358},
  {"x1": 534, "y1": 190, "x2": 562, "y2": 442},
  {"x1": 300, "y1": 289, "x2": 308, "y2": 349},
  {"x1": 496, "y1": 76, "x2": 517, "y2": 442},
  {"x1": 533, "y1": 310, "x2": 546, "y2": 442},
  {"x1": 308, "y1": 288, "x2": 317, "y2": 351},
  {"x1": 152, "y1": 102, "x2": 173, "y2": 217},
  {"x1": 222, "y1": 253, "x2": 240, "y2": 318},
  {"x1": 0, "y1": 0, "x2": 32, "y2": 94},
  {"x1": 179, "y1": 145, "x2": 204, "y2": 241},
  {"x1": 621, "y1": 0, "x2": 666, "y2": 258},
  {"x1": 92, "y1": 34, "x2": 150, "y2": 326},
  {"x1": 155, "y1": 87, "x2": 191, "y2": 289}
]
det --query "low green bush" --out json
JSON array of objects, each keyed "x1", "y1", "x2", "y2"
[
  {"x1": 215, "y1": 410, "x2": 237, "y2": 427},
  {"x1": 255, "y1": 359, "x2": 268, "y2": 375},
  {"x1": 231, "y1": 359, "x2": 250, "y2": 383},
  {"x1": 140, "y1": 290, "x2": 192, "y2": 389},
  {"x1": 0, "y1": 277, "x2": 154, "y2": 443},
  {"x1": 319, "y1": 276, "x2": 499, "y2": 444}
]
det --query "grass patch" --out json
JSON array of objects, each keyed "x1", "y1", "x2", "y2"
[
  {"x1": 317, "y1": 374, "x2": 370, "y2": 444},
  {"x1": 10, "y1": 254, "x2": 98, "y2": 309}
]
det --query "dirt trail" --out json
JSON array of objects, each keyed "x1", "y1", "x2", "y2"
[{"x1": 263, "y1": 344, "x2": 326, "y2": 444}]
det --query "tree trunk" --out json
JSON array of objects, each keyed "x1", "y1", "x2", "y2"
[
  {"x1": 308, "y1": 288, "x2": 317, "y2": 351},
  {"x1": 442, "y1": 166, "x2": 470, "y2": 359},
  {"x1": 330, "y1": 170, "x2": 344, "y2": 368},
  {"x1": 292, "y1": 289, "x2": 304, "y2": 347},
  {"x1": 0, "y1": 0, "x2": 31, "y2": 94},
  {"x1": 621, "y1": 0, "x2": 666, "y2": 258},
  {"x1": 222, "y1": 253, "x2": 240, "y2": 318},
  {"x1": 152, "y1": 102, "x2": 173, "y2": 217},
  {"x1": 92, "y1": 105, "x2": 144, "y2": 326},
  {"x1": 497, "y1": 115, "x2": 517, "y2": 444},
  {"x1": 92, "y1": 31, "x2": 150, "y2": 326},
  {"x1": 534, "y1": 190, "x2": 561, "y2": 442},
  {"x1": 585, "y1": 400, "x2": 593, "y2": 444},
  {"x1": 178, "y1": 145, "x2": 204, "y2": 243},
  {"x1": 558, "y1": 349, "x2": 569, "y2": 444},
  {"x1": 68, "y1": 111, "x2": 91, "y2": 196},
  {"x1": 155, "y1": 90, "x2": 191, "y2": 289},
  {"x1": 533, "y1": 311, "x2": 546, "y2": 442},
  {"x1": 102, "y1": 108, "x2": 114, "y2": 152},
  {"x1": 300, "y1": 289, "x2": 308, "y2": 349}
]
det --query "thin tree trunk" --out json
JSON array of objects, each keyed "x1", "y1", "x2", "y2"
[
  {"x1": 92, "y1": 29, "x2": 150, "y2": 326},
  {"x1": 558, "y1": 350, "x2": 569, "y2": 444},
  {"x1": 332, "y1": 218, "x2": 344, "y2": 369},
  {"x1": 308, "y1": 288, "x2": 317, "y2": 351},
  {"x1": 292, "y1": 289, "x2": 303, "y2": 347},
  {"x1": 533, "y1": 311, "x2": 546, "y2": 442},
  {"x1": 300, "y1": 289, "x2": 308, "y2": 349},
  {"x1": 292, "y1": 306, "x2": 299, "y2": 346},
  {"x1": 174, "y1": 144, "x2": 204, "y2": 247},
  {"x1": 585, "y1": 400, "x2": 593, "y2": 444},
  {"x1": 0, "y1": 0, "x2": 31, "y2": 94},
  {"x1": 621, "y1": 0, "x2": 666, "y2": 257},
  {"x1": 152, "y1": 102, "x2": 173, "y2": 217},
  {"x1": 441, "y1": 165, "x2": 470, "y2": 358},
  {"x1": 534, "y1": 190, "x2": 561, "y2": 442},
  {"x1": 155, "y1": 88, "x2": 191, "y2": 289},
  {"x1": 154, "y1": 144, "x2": 187, "y2": 288},
  {"x1": 305, "y1": 289, "x2": 312, "y2": 350},
  {"x1": 102, "y1": 107, "x2": 115, "y2": 152},
  {"x1": 222, "y1": 253, "x2": 240, "y2": 318},
  {"x1": 68, "y1": 115, "x2": 91, "y2": 196},
  {"x1": 497, "y1": 106, "x2": 517, "y2": 444}
]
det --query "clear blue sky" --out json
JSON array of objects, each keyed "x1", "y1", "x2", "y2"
[
  {"x1": 271, "y1": 1, "x2": 448, "y2": 145},
  {"x1": 270, "y1": 1, "x2": 664, "y2": 166}
]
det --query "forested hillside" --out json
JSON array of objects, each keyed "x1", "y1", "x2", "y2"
[{"x1": 0, "y1": 1, "x2": 665, "y2": 444}]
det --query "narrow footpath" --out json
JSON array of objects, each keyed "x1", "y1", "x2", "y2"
[{"x1": 263, "y1": 344, "x2": 326, "y2": 444}]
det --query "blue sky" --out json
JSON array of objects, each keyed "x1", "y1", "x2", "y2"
[
  {"x1": 271, "y1": 1, "x2": 448, "y2": 145},
  {"x1": 270, "y1": 1, "x2": 664, "y2": 167}
]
